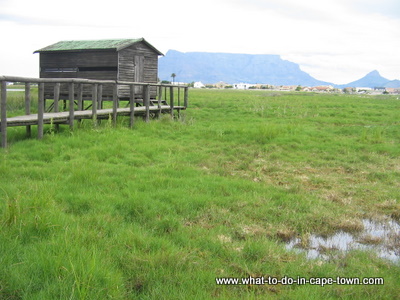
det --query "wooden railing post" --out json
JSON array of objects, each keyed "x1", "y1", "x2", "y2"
[
  {"x1": 177, "y1": 87, "x2": 181, "y2": 118},
  {"x1": 157, "y1": 85, "x2": 162, "y2": 118},
  {"x1": 158, "y1": 85, "x2": 163, "y2": 101},
  {"x1": 38, "y1": 83, "x2": 44, "y2": 139},
  {"x1": 77, "y1": 83, "x2": 83, "y2": 111},
  {"x1": 68, "y1": 82, "x2": 74, "y2": 130},
  {"x1": 145, "y1": 84, "x2": 150, "y2": 122},
  {"x1": 54, "y1": 83, "x2": 60, "y2": 132},
  {"x1": 184, "y1": 87, "x2": 189, "y2": 108},
  {"x1": 25, "y1": 82, "x2": 31, "y2": 137},
  {"x1": 54, "y1": 83, "x2": 60, "y2": 112},
  {"x1": 129, "y1": 84, "x2": 135, "y2": 128},
  {"x1": 97, "y1": 84, "x2": 103, "y2": 109},
  {"x1": 1, "y1": 81, "x2": 7, "y2": 148},
  {"x1": 77, "y1": 83, "x2": 83, "y2": 125},
  {"x1": 97, "y1": 84, "x2": 103, "y2": 125},
  {"x1": 112, "y1": 83, "x2": 118, "y2": 126},
  {"x1": 178, "y1": 87, "x2": 181, "y2": 107},
  {"x1": 92, "y1": 84, "x2": 98, "y2": 127},
  {"x1": 169, "y1": 86, "x2": 174, "y2": 118}
]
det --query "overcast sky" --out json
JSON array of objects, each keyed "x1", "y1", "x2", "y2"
[{"x1": 1, "y1": 0, "x2": 399, "y2": 84}]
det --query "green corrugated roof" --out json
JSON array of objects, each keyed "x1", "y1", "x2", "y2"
[{"x1": 34, "y1": 38, "x2": 163, "y2": 55}]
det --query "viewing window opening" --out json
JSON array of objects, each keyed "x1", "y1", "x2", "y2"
[
  {"x1": 44, "y1": 67, "x2": 78, "y2": 73},
  {"x1": 44, "y1": 67, "x2": 118, "y2": 73},
  {"x1": 78, "y1": 67, "x2": 118, "y2": 72}
]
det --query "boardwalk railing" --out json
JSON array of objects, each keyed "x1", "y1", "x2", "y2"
[{"x1": 0, "y1": 76, "x2": 188, "y2": 148}]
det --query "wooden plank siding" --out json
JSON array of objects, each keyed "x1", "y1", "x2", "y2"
[
  {"x1": 40, "y1": 51, "x2": 118, "y2": 99},
  {"x1": 117, "y1": 42, "x2": 159, "y2": 98},
  {"x1": 38, "y1": 41, "x2": 160, "y2": 100}
]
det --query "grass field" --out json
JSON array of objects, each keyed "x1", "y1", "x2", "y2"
[{"x1": 1, "y1": 89, "x2": 399, "y2": 299}]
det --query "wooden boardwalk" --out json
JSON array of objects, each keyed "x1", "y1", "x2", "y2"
[
  {"x1": 1, "y1": 76, "x2": 188, "y2": 148},
  {"x1": 4, "y1": 105, "x2": 183, "y2": 127}
]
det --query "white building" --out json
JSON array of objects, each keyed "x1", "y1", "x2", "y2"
[
  {"x1": 194, "y1": 81, "x2": 205, "y2": 88},
  {"x1": 232, "y1": 83, "x2": 254, "y2": 90},
  {"x1": 356, "y1": 87, "x2": 373, "y2": 93}
]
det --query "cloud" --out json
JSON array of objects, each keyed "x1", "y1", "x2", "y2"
[
  {"x1": 0, "y1": 0, "x2": 399, "y2": 83},
  {"x1": 345, "y1": 0, "x2": 400, "y2": 19},
  {"x1": 0, "y1": 13, "x2": 85, "y2": 26},
  {"x1": 220, "y1": 0, "x2": 400, "y2": 82}
]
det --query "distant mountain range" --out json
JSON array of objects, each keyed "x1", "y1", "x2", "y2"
[
  {"x1": 158, "y1": 50, "x2": 399, "y2": 88},
  {"x1": 336, "y1": 70, "x2": 400, "y2": 88}
]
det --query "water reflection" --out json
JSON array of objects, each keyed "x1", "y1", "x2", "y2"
[{"x1": 286, "y1": 219, "x2": 400, "y2": 262}]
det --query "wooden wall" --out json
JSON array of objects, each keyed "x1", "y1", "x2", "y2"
[
  {"x1": 40, "y1": 51, "x2": 118, "y2": 71},
  {"x1": 118, "y1": 42, "x2": 159, "y2": 98},
  {"x1": 39, "y1": 42, "x2": 160, "y2": 100},
  {"x1": 40, "y1": 51, "x2": 118, "y2": 98}
]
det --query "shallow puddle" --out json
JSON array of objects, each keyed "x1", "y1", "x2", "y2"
[{"x1": 286, "y1": 219, "x2": 400, "y2": 262}]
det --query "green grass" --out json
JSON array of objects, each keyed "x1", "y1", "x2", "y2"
[{"x1": 1, "y1": 89, "x2": 399, "y2": 299}]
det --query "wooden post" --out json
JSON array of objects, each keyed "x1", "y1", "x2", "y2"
[
  {"x1": 92, "y1": 84, "x2": 98, "y2": 127},
  {"x1": 97, "y1": 84, "x2": 103, "y2": 109},
  {"x1": 54, "y1": 83, "x2": 60, "y2": 112},
  {"x1": 77, "y1": 83, "x2": 83, "y2": 111},
  {"x1": 169, "y1": 86, "x2": 174, "y2": 118},
  {"x1": 145, "y1": 84, "x2": 150, "y2": 122},
  {"x1": 157, "y1": 92, "x2": 162, "y2": 118},
  {"x1": 158, "y1": 85, "x2": 163, "y2": 101},
  {"x1": 97, "y1": 84, "x2": 103, "y2": 125},
  {"x1": 38, "y1": 83, "x2": 44, "y2": 140},
  {"x1": 77, "y1": 83, "x2": 83, "y2": 126},
  {"x1": 157, "y1": 85, "x2": 162, "y2": 118},
  {"x1": 68, "y1": 83, "x2": 74, "y2": 130},
  {"x1": 177, "y1": 87, "x2": 181, "y2": 118},
  {"x1": 129, "y1": 84, "x2": 135, "y2": 128},
  {"x1": 25, "y1": 82, "x2": 31, "y2": 137},
  {"x1": 178, "y1": 87, "x2": 181, "y2": 106},
  {"x1": 112, "y1": 83, "x2": 118, "y2": 126},
  {"x1": 1, "y1": 81, "x2": 7, "y2": 148},
  {"x1": 54, "y1": 83, "x2": 60, "y2": 132},
  {"x1": 184, "y1": 87, "x2": 189, "y2": 108}
]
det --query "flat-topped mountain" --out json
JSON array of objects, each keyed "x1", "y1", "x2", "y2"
[
  {"x1": 158, "y1": 50, "x2": 332, "y2": 86},
  {"x1": 159, "y1": 50, "x2": 399, "y2": 88}
]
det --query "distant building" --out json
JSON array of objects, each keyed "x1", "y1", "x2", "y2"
[
  {"x1": 194, "y1": 81, "x2": 205, "y2": 88},
  {"x1": 214, "y1": 81, "x2": 229, "y2": 89},
  {"x1": 253, "y1": 84, "x2": 274, "y2": 89},
  {"x1": 233, "y1": 83, "x2": 254, "y2": 90},
  {"x1": 374, "y1": 87, "x2": 386, "y2": 92},
  {"x1": 279, "y1": 85, "x2": 297, "y2": 91},
  {"x1": 311, "y1": 86, "x2": 334, "y2": 92},
  {"x1": 356, "y1": 87, "x2": 373, "y2": 93},
  {"x1": 386, "y1": 88, "x2": 400, "y2": 94},
  {"x1": 343, "y1": 87, "x2": 355, "y2": 94}
]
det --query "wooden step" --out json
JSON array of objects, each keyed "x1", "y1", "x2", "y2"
[{"x1": 150, "y1": 99, "x2": 168, "y2": 106}]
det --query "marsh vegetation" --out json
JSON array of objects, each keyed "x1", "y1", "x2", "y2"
[{"x1": 1, "y1": 89, "x2": 399, "y2": 298}]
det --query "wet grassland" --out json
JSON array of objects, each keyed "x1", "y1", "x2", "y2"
[{"x1": 1, "y1": 88, "x2": 399, "y2": 299}]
